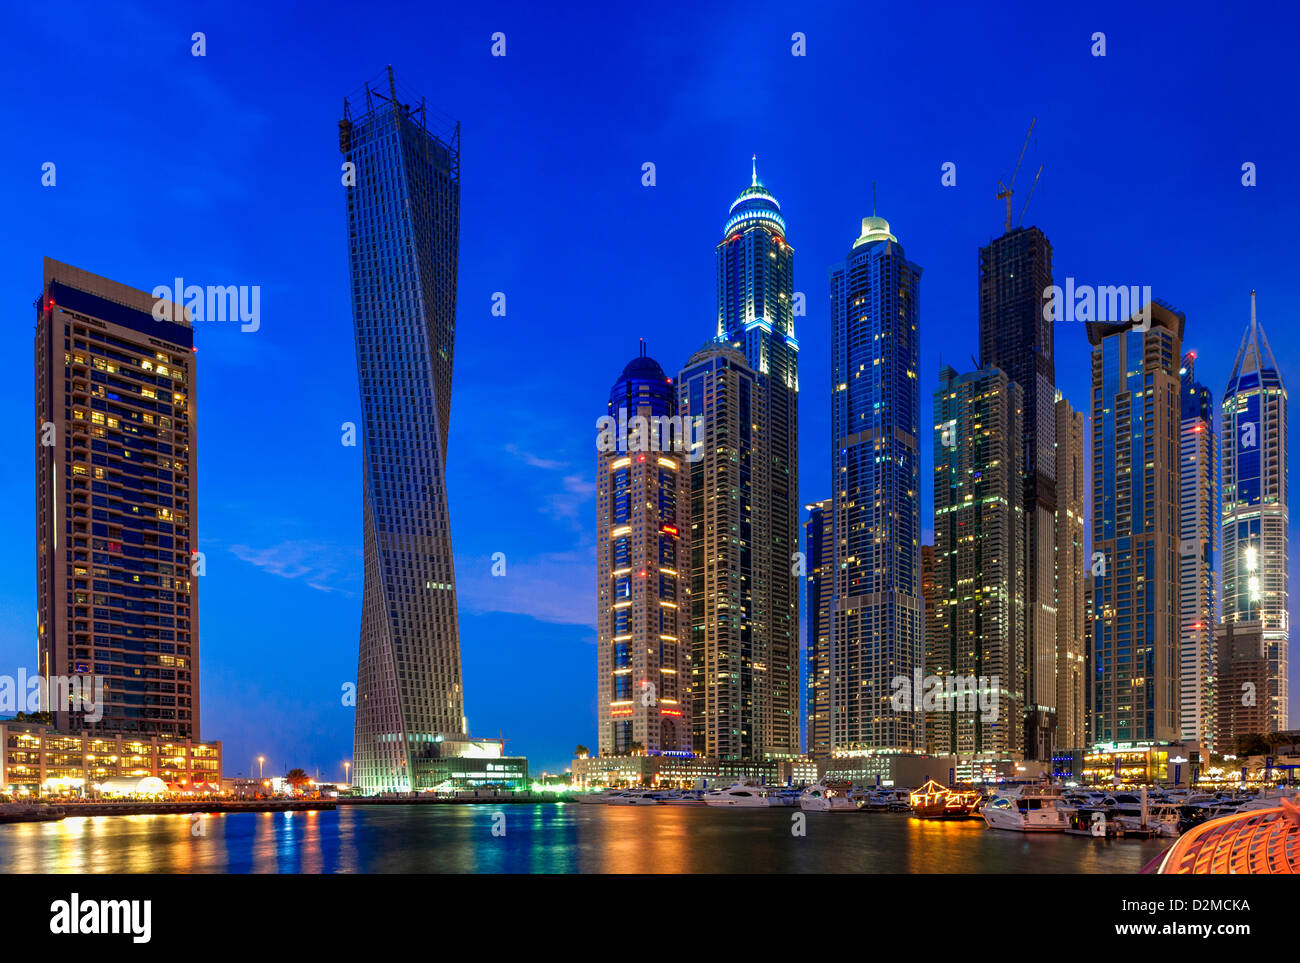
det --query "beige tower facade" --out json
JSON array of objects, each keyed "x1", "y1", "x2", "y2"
[
  {"x1": 1054, "y1": 392, "x2": 1086, "y2": 749},
  {"x1": 679, "y1": 342, "x2": 772, "y2": 760},
  {"x1": 35, "y1": 258, "x2": 199, "y2": 738},
  {"x1": 596, "y1": 346, "x2": 692, "y2": 756}
]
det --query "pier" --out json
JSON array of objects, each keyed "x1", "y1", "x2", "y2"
[
  {"x1": 338, "y1": 792, "x2": 575, "y2": 805},
  {"x1": 1, "y1": 799, "x2": 336, "y2": 823}
]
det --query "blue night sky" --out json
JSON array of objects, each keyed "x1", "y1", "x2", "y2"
[{"x1": 2, "y1": 1, "x2": 1298, "y2": 778}]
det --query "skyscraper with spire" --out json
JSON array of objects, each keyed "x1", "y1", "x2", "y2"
[
  {"x1": 340, "y1": 71, "x2": 467, "y2": 792},
  {"x1": 829, "y1": 209, "x2": 923, "y2": 756},
  {"x1": 1219, "y1": 292, "x2": 1288, "y2": 734},
  {"x1": 707, "y1": 158, "x2": 799, "y2": 758}
]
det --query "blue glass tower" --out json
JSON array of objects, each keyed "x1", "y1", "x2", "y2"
[
  {"x1": 1220, "y1": 293, "x2": 1288, "y2": 732},
  {"x1": 829, "y1": 213, "x2": 923, "y2": 754},
  {"x1": 340, "y1": 71, "x2": 466, "y2": 792},
  {"x1": 711, "y1": 159, "x2": 799, "y2": 757},
  {"x1": 1088, "y1": 304, "x2": 1184, "y2": 745},
  {"x1": 804, "y1": 499, "x2": 833, "y2": 760}
]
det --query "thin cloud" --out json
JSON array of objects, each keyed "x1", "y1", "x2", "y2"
[
  {"x1": 228, "y1": 540, "x2": 359, "y2": 595},
  {"x1": 457, "y1": 550, "x2": 594, "y2": 628}
]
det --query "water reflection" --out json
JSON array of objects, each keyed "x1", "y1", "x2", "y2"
[{"x1": 0, "y1": 805, "x2": 1166, "y2": 874}]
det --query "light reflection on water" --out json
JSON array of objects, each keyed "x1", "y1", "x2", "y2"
[{"x1": 0, "y1": 805, "x2": 1168, "y2": 873}]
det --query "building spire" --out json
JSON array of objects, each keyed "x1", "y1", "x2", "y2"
[
  {"x1": 872, "y1": 181, "x2": 877, "y2": 217},
  {"x1": 1251, "y1": 289, "x2": 1257, "y2": 328},
  {"x1": 751, "y1": 154, "x2": 758, "y2": 187},
  {"x1": 639, "y1": 337, "x2": 646, "y2": 358}
]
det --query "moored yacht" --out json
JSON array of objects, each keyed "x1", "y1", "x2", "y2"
[
  {"x1": 982, "y1": 785, "x2": 1069, "y2": 832},
  {"x1": 799, "y1": 784, "x2": 863, "y2": 812},
  {"x1": 605, "y1": 789, "x2": 662, "y2": 805},
  {"x1": 658, "y1": 789, "x2": 707, "y2": 806},
  {"x1": 1114, "y1": 802, "x2": 1181, "y2": 838},
  {"x1": 702, "y1": 783, "x2": 773, "y2": 808}
]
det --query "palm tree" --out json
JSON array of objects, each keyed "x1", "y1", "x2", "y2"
[
  {"x1": 574, "y1": 744, "x2": 590, "y2": 758},
  {"x1": 285, "y1": 768, "x2": 311, "y2": 792}
]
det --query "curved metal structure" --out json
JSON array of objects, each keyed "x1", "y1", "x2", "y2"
[{"x1": 1156, "y1": 799, "x2": 1300, "y2": 874}]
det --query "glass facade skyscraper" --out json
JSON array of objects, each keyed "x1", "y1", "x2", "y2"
[
  {"x1": 1220, "y1": 293, "x2": 1288, "y2": 733},
  {"x1": 930, "y1": 365, "x2": 1024, "y2": 757},
  {"x1": 829, "y1": 214, "x2": 922, "y2": 754},
  {"x1": 707, "y1": 161, "x2": 799, "y2": 758},
  {"x1": 1088, "y1": 305, "x2": 1184, "y2": 745},
  {"x1": 340, "y1": 73, "x2": 467, "y2": 792},
  {"x1": 804, "y1": 499, "x2": 833, "y2": 760},
  {"x1": 978, "y1": 226, "x2": 1058, "y2": 758},
  {"x1": 680, "y1": 342, "x2": 764, "y2": 760}
]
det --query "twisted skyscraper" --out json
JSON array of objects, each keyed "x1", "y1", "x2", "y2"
[{"x1": 341, "y1": 72, "x2": 466, "y2": 792}]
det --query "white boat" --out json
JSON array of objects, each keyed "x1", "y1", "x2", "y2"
[
  {"x1": 576, "y1": 790, "x2": 624, "y2": 804},
  {"x1": 982, "y1": 786, "x2": 1069, "y2": 832},
  {"x1": 702, "y1": 783, "x2": 772, "y2": 808},
  {"x1": 605, "y1": 790, "x2": 661, "y2": 806},
  {"x1": 799, "y1": 784, "x2": 862, "y2": 813},
  {"x1": 766, "y1": 788, "x2": 801, "y2": 808},
  {"x1": 861, "y1": 789, "x2": 904, "y2": 812},
  {"x1": 1114, "y1": 803, "x2": 1181, "y2": 838},
  {"x1": 1096, "y1": 787, "x2": 1179, "y2": 837},
  {"x1": 658, "y1": 789, "x2": 707, "y2": 806},
  {"x1": 1234, "y1": 785, "x2": 1299, "y2": 812}
]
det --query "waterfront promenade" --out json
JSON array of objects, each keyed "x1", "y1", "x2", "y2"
[
  {"x1": 0, "y1": 798, "x2": 334, "y2": 824},
  {"x1": 0, "y1": 802, "x2": 1168, "y2": 873}
]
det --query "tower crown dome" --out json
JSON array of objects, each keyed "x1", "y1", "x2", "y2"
[
  {"x1": 723, "y1": 156, "x2": 787, "y2": 236},
  {"x1": 613, "y1": 339, "x2": 669, "y2": 391},
  {"x1": 853, "y1": 215, "x2": 897, "y2": 248},
  {"x1": 619, "y1": 353, "x2": 667, "y2": 383}
]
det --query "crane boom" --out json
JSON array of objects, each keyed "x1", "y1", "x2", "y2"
[
  {"x1": 995, "y1": 118, "x2": 1037, "y2": 232},
  {"x1": 1017, "y1": 164, "x2": 1043, "y2": 226}
]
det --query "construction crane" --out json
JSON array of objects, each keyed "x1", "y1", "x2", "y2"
[
  {"x1": 995, "y1": 118, "x2": 1037, "y2": 232},
  {"x1": 1018, "y1": 163, "x2": 1043, "y2": 227}
]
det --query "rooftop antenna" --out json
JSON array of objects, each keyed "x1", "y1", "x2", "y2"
[
  {"x1": 1251, "y1": 289, "x2": 1257, "y2": 328},
  {"x1": 996, "y1": 118, "x2": 1036, "y2": 232},
  {"x1": 639, "y1": 337, "x2": 647, "y2": 357},
  {"x1": 872, "y1": 181, "x2": 877, "y2": 217}
]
